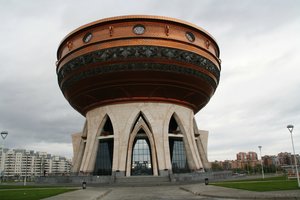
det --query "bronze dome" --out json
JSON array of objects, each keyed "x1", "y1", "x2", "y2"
[{"x1": 56, "y1": 15, "x2": 221, "y2": 115}]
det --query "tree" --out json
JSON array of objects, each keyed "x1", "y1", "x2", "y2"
[{"x1": 211, "y1": 162, "x2": 223, "y2": 171}]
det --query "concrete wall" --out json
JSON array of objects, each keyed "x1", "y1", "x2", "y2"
[
  {"x1": 35, "y1": 171, "x2": 232, "y2": 184},
  {"x1": 36, "y1": 176, "x2": 113, "y2": 184},
  {"x1": 72, "y1": 102, "x2": 210, "y2": 176},
  {"x1": 171, "y1": 171, "x2": 232, "y2": 182}
]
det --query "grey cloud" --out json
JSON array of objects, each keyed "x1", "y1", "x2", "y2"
[{"x1": 1, "y1": 0, "x2": 300, "y2": 160}]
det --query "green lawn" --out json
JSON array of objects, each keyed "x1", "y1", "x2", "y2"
[
  {"x1": 211, "y1": 176, "x2": 299, "y2": 192},
  {"x1": 225, "y1": 175, "x2": 287, "y2": 182},
  {"x1": 0, "y1": 186, "x2": 77, "y2": 200},
  {"x1": 0, "y1": 185, "x2": 70, "y2": 189}
]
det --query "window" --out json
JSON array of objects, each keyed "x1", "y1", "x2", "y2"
[
  {"x1": 94, "y1": 115, "x2": 114, "y2": 175},
  {"x1": 168, "y1": 114, "x2": 189, "y2": 173},
  {"x1": 131, "y1": 132, "x2": 152, "y2": 176},
  {"x1": 94, "y1": 139, "x2": 114, "y2": 175},
  {"x1": 101, "y1": 116, "x2": 113, "y2": 136},
  {"x1": 169, "y1": 138, "x2": 189, "y2": 173}
]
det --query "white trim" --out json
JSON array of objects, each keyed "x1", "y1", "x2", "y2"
[
  {"x1": 97, "y1": 135, "x2": 114, "y2": 140},
  {"x1": 168, "y1": 134, "x2": 184, "y2": 138}
]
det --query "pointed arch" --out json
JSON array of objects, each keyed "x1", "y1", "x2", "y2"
[
  {"x1": 100, "y1": 115, "x2": 114, "y2": 136},
  {"x1": 93, "y1": 114, "x2": 114, "y2": 175},
  {"x1": 131, "y1": 128, "x2": 153, "y2": 175},
  {"x1": 130, "y1": 111, "x2": 152, "y2": 133},
  {"x1": 125, "y1": 116, "x2": 158, "y2": 176},
  {"x1": 168, "y1": 114, "x2": 182, "y2": 134},
  {"x1": 168, "y1": 112, "x2": 190, "y2": 173}
]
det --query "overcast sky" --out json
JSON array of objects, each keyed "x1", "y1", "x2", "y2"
[{"x1": 0, "y1": 0, "x2": 300, "y2": 161}]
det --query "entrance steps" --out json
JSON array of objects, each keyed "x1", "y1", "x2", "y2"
[{"x1": 115, "y1": 176, "x2": 170, "y2": 186}]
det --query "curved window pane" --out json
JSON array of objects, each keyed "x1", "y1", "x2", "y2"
[{"x1": 131, "y1": 138, "x2": 153, "y2": 175}]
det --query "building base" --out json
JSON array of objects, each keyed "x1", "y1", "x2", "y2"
[
  {"x1": 35, "y1": 171, "x2": 232, "y2": 185},
  {"x1": 72, "y1": 102, "x2": 210, "y2": 176}
]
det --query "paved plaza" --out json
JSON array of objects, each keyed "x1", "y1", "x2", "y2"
[{"x1": 43, "y1": 183, "x2": 300, "y2": 200}]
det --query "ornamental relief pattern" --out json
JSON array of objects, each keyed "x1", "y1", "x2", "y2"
[
  {"x1": 57, "y1": 46, "x2": 220, "y2": 83},
  {"x1": 60, "y1": 62, "x2": 217, "y2": 92}
]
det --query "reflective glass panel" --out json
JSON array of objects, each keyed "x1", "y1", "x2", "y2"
[
  {"x1": 131, "y1": 138, "x2": 153, "y2": 175},
  {"x1": 169, "y1": 138, "x2": 190, "y2": 173},
  {"x1": 94, "y1": 139, "x2": 113, "y2": 175}
]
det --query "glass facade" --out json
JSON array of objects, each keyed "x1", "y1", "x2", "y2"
[
  {"x1": 169, "y1": 138, "x2": 190, "y2": 173},
  {"x1": 94, "y1": 139, "x2": 114, "y2": 175},
  {"x1": 131, "y1": 137, "x2": 153, "y2": 175}
]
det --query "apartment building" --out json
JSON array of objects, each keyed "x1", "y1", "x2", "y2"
[{"x1": 0, "y1": 148, "x2": 71, "y2": 179}]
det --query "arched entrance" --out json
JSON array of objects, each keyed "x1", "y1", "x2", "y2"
[
  {"x1": 125, "y1": 112, "x2": 158, "y2": 176},
  {"x1": 131, "y1": 130, "x2": 153, "y2": 176}
]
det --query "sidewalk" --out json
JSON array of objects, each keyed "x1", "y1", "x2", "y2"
[
  {"x1": 41, "y1": 183, "x2": 300, "y2": 200},
  {"x1": 181, "y1": 183, "x2": 300, "y2": 199},
  {"x1": 42, "y1": 187, "x2": 111, "y2": 200}
]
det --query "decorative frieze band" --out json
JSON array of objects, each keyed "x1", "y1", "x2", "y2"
[
  {"x1": 57, "y1": 46, "x2": 220, "y2": 92},
  {"x1": 60, "y1": 62, "x2": 217, "y2": 92}
]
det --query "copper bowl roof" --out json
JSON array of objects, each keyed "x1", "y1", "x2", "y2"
[{"x1": 56, "y1": 15, "x2": 221, "y2": 115}]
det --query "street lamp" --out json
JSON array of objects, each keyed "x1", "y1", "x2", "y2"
[
  {"x1": 258, "y1": 146, "x2": 265, "y2": 179},
  {"x1": 287, "y1": 125, "x2": 300, "y2": 188},
  {"x1": 1, "y1": 131, "x2": 8, "y2": 183},
  {"x1": 1, "y1": 131, "x2": 8, "y2": 140}
]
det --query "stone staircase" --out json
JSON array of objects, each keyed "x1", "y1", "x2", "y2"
[{"x1": 115, "y1": 176, "x2": 171, "y2": 186}]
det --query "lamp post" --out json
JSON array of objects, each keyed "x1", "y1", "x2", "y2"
[
  {"x1": 258, "y1": 145, "x2": 264, "y2": 179},
  {"x1": 287, "y1": 125, "x2": 300, "y2": 188},
  {"x1": 1, "y1": 131, "x2": 8, "y2": 183}
]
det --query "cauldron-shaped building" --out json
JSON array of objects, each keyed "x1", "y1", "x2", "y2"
[{"x1": 56, "y1": 15, "x2": 221, "y2": 176}]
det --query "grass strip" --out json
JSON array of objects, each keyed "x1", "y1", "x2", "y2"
[
  {"x1": 211, "y1": 178, "x2": 299, "y2": 192},
  {"x1": 0, "y1": 185, "x2": 74, "y2": 189},
  {"x1": 0, "y1": 188, "x2": 77, "y2": 200},
  {"x1": 220, "y1": 175, "x2": 287, "y2": 183}
]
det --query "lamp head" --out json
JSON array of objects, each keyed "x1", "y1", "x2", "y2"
[
  {"x1": 287, "y1": 125, "x2": 294, "y2": 133},
  {"x1": 1, "y1": 131, "x2": 8, "y2": 140}
]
